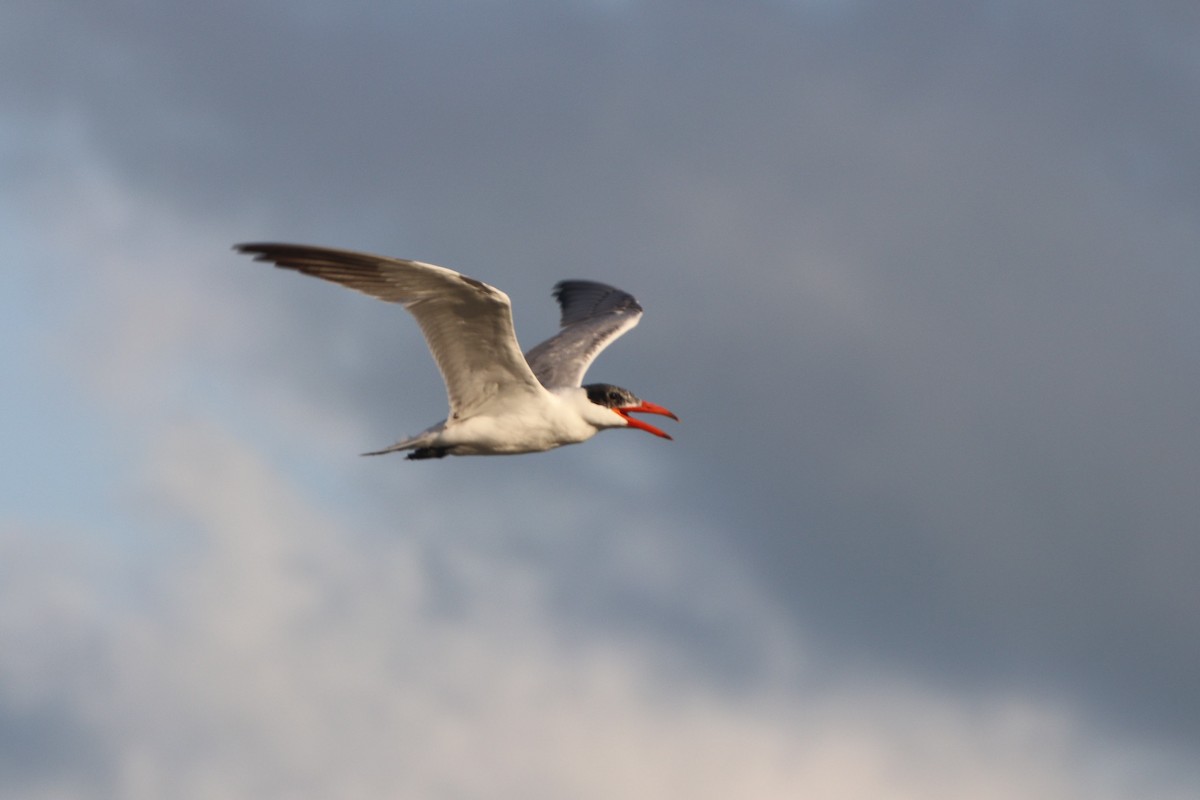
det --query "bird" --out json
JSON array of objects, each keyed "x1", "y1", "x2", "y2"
[{"x1": 235, "y1": 243, "x2": 678, "y2": 459}]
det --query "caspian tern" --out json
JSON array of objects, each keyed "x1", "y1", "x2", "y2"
[{"x1": 235, "y1": 243, "x2": 678, "y2": 459}]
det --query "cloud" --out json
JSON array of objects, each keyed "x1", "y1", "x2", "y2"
[
  {"x1": 3, "y1": 422, "x2": 1194, "y2": 800},
  {"x1": 3, "y1": 0, "x2": 1200, "y2": 794}
]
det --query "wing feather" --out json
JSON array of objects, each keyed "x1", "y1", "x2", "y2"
[
  {"x1": 235, "y1": 243, "x2": 547, "y2": 417},
  {"x1": 524, "y1": 280, "x2": 643, "y2": 388}
]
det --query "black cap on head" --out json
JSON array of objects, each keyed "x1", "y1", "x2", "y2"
[{"x1": 583, "y1": 383, "x2": 640, "y2": 409}]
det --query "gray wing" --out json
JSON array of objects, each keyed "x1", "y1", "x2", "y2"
[
  {"x1": 236, "y1": 243, "x2": 548, "y2": 418},
  {"x1": 524, "y1": 280, "x2": 644, "y2": 388}
]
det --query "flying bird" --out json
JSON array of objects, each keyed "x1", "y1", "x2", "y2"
[{"x1": 235, "y1": 243, "x2": 678, "y2": 459}]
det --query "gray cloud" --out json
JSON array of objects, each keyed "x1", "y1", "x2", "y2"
[
  {"x1": 5, "y1": 0, "x2": 1200, "y2": 790},
  {"x1": 3, "y1": 427, "x2": 1194, "y2": 799}
]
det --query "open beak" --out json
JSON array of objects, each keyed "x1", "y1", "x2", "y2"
[{"x1": 615, "y1": 401, "x2": 680, "y2": 440}]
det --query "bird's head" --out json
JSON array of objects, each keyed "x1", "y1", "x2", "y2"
[{"x1": 583, "y1": 383, "x2": 679, "y2": 439}]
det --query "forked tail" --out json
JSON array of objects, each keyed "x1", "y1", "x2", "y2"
[{"x1": 360, "y1": 429, "x2": 446, "y2": 459}]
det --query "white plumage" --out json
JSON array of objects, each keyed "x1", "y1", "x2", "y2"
[{"x1": 236, "y1": 243, "x2": 678, "y2": 459}]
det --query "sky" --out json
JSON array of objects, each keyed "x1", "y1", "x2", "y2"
[{"x1": 3, "y1": 1, "x2": 1199, "y2": 797}]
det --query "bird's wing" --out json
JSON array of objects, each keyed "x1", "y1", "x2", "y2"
[
  {"x1": 524, "y1": 280, "x2": 643, "y2": 388},
  {"x1": 236, "y1": 243, "x2": 549, "y2": 418}
]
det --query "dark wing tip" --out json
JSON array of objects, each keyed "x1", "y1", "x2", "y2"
[
  {"x1": 233, "y1": 242, "x2": 280, "y2": 254},
  {"x1": 233, "y1": 242, "x2": 316, "y2": 265},
  {"x1": 233, "y1": 241, "x2": 268, "y2": 257},
  {"x1": 232, "y1": 242, "x2": 404, "y2": 297},
  {"x1": 551, "y1": 280, "x2": 643, "y2": 326},
  {"x1": 232, "y1": 242, "x2": 387, "y2": 273}
]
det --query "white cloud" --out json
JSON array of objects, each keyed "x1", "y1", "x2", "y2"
[
  {"x1": 2, "y1": 419, "x2": 1193, "y2": 800},
  {"x1": 4, "y1": 5, "x2": 1200, "y2": 797}
]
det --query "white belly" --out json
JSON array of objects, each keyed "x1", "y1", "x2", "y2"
[{"x1": 436, "y1": 404, "x2": 600, "y2": 455}]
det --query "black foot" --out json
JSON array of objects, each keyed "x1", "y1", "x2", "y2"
[{"x1": 407, "y1": 447, "x2": 450, "y2": 460}]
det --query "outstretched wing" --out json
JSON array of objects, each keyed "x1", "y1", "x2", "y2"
[
  {"x1": 236, "y1": 243, "x2": 548, "y2": 418},
  {"x1": 524, "y1": 280, "x2": 643, "y2": 388}
]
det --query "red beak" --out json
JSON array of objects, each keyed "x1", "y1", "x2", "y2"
[{"x1": 615, "y1": 401, "x2": 680, "y2": 440}]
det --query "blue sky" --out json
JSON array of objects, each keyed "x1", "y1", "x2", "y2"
[{"x1": 4, "y1": 2, "x2": 1200, "y2": 797}]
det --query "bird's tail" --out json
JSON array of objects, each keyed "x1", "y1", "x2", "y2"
[
  {"x1": 361, "y1": 441, "x2": 418, "y2": 457},
  {"x1": 360, "y1": 426, "x2": 444, "y2": 458}
]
